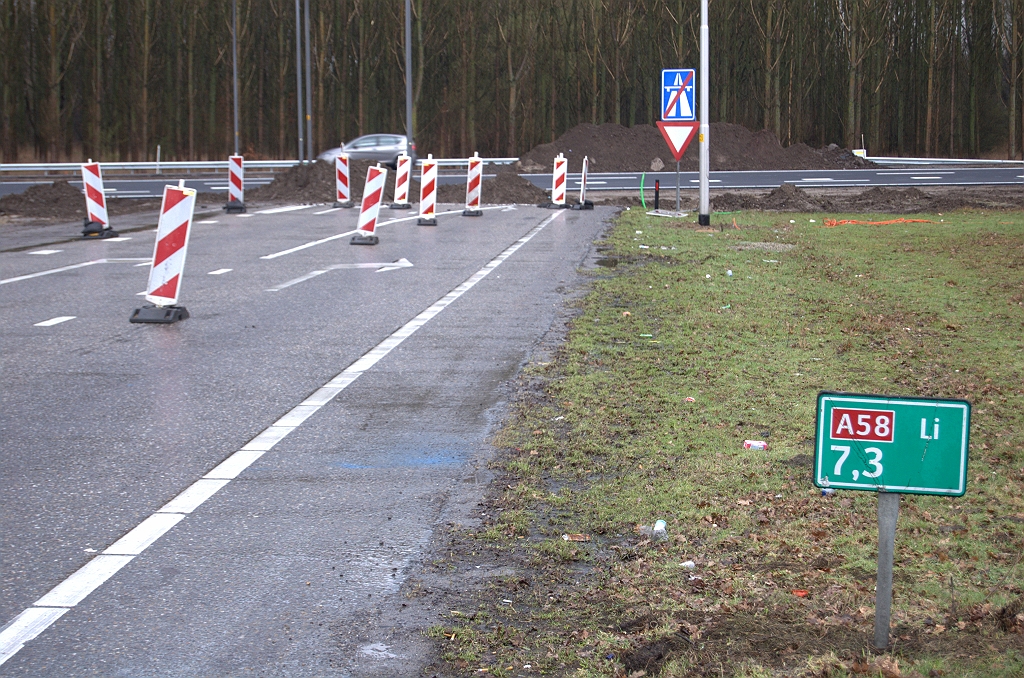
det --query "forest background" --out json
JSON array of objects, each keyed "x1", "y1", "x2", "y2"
[{"x1": 2, "y1": 0, "x2": 1023, "y2": 164}]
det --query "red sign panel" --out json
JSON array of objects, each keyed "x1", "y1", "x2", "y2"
[{"x1": 830, "y1": 408, "x2": 895, "y2": 443}]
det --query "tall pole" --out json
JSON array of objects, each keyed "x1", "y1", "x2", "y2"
[
  {"x1": 232, "y1": 0, "x2": 239, "y2": 157},
  {"x1": 405, "y1": 0, "x2": 413, "y2": 155},
  {"x1": 304, "y1": 0, "x2": 313, "y2": 161},
  {"x1": 698, "y1": 0, "x2": 710, "y2": 226},
  {"x1": 294, "y1": 0, "x2": 304, "y2": 162}
]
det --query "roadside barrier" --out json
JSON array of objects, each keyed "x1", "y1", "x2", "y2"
[
  {"x1": 225, "y1": 155, "x2": 246, "y2": 213},
  {"x1": 390, "y1": 153, "x2": 412, "y2": 209},
  {"x1": 334, "y1": 153, "x2": 353, "y2": 208},
  {"x1": 80, "y1": 161, "x2": 117, "y2": 238},
  {"x1": 572, "y1": 155, "x2": 594, "y2": 210},
  {"x1": 352, "y1": 164, "x2": 387, "y2": 245},
  {"x1": 463, "y1": 152, "x2": 483, "y2": 216},
  {"x1": 130, "y1": 181, "x2": 197, "y2": 323},
  {"x1": 417, "y1": 154, "x2": 437, "y2": 226},
  {"x1": 544, "y1": 153, "x2": 569, "y2": 209}
]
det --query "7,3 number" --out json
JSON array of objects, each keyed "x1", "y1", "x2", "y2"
[{"x1": 831, "y1": 444, "x2": 884, "y2": 481}]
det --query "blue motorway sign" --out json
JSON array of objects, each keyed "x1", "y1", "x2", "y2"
[{"x1": 661, "y1": 69, "x2": 696, "y2": 121}]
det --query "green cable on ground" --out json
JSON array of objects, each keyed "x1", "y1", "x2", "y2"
[{"x1": 640, "y1": 172, "x2": 646, "y2": 210}]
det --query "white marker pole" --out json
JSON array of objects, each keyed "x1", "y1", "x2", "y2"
[{"x1": 698, "y1": 0, "x2": 710, "y2": 226}]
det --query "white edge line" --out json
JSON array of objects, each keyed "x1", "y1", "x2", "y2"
[
  {"x1": 0, "y1": 260, "x2": 105, "y2": 285},
  {"x1": 0, "y1": 209, "x2": 563, "y2": 667},
  {"x1": 33, "y1": 555, "x2": 135, "y2": 608},
  {"x1": 33, "y1": 316, "x2": 76, "y2": 327}
]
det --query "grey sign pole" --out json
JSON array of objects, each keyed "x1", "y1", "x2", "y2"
[
  {"x1": 232, "y1": 0, "x2": 239, "y2": 157},
  {"x1": 698, "y1": 0, "x2": 710, "y2": 226},
  {"x1": 294, "y1": 0, "x2": 304, "y2": 163},
  {"x1": 304, "y1": 0, "x2": 313, "y2": 161},
  {"x1": 874, "y1": 492, "x2": 901, "y2": 649},
  {"x1": 405, "y1": 0, "x2": 413, "y2": 155}
]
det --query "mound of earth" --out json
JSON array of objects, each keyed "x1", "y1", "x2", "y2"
[
  {"x1": 520, "y1": 122, "x2": 874, "y2": 173},
  {"x1": 436, "y1": 163, "x2": 548, "y2": 205},
  {"x1": 0, "y1": 179, "x2": 163, "y2": 221},
  {"x1": 712, "y1": 183, "x2": 832, "y2": 212},
  {"x1": 248, "y1": 159, "x2": 421, "y2": 205}
]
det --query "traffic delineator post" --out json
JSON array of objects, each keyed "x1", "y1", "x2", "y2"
[
  {"x1": 389, "y1": 153, "x2": 412, "y2": 209},
  {"x1": 80, "y1": 160, "x2": 118, "y2": 238},
  {"x1": 463, "y1": 152, "x2": 483, "y2": 217},
  {"x1": 417, "y1": 154, "x2": 438, "y2": 226},
  {"x1": 352, "y1": 163, "x2": 387, "y2": 245},
  {"x1": 334, "y1": 153, "x2": 353, "y2": 208},
  {"x1": 224, "y1": 155, "x2": 246, "y2": 213},
  {"x1": 571, "y1": 155, "x2": 594, "y2": 210},
  {"x1": 130, "y1": 180, "x2": 197, "y2": 324},
  {"x1": 544, "y1": 153, "x2": 569, "y2": 209}
]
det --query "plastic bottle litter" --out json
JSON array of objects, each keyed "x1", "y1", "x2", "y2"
[
  {"x1": 681, "y1": 560, "x2": 696, "y2": 570},
  {"x1": 653, "y1": 520, "x2": 667, "y2": 541},
  {"x1": 727, "y1": 270, "x2": 733, "y2": 276},
  {"x1": 743, "y1": 440, "x2": 768, "y2": 451},
  {"x1": 821, "y1": 488, "x2": 837, "y2": 497}
]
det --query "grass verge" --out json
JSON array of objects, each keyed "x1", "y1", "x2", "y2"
[{"x1": 429, "y1": 208, "x2": 1024, "y2": 677}]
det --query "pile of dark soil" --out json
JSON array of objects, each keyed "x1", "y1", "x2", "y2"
[
  {"x1": 435, "y1": 163, "x2": 548, "y2": 205},
  {"x1": 247, "y1": 159, "x2": 420, "y2": 205},
  {"x1": 521, "y1": 122, "x2": 874, "y2": 173},
  {"x1": 0, "y1": 180, "x2": 162, "y2": 220},
  {"x1": 711, "y1": 185, "x2": 1023, "y2": 213},
  {"x1": 0, "y1": 180, "x2": 87, "y2": 220},
  {"x1": 712, "y1": 183, "x2": 833, "y2": 212}
]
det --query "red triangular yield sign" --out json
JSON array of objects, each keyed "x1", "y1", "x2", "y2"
[{"x1": 656, "y1": 121, "x2": 700, "y2": 161}]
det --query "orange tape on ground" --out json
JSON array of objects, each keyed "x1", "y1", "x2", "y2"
[{"x1": 823, "y1": 218, "x2": 936, "y2": 228}]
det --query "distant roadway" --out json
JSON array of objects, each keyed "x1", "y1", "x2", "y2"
[{"x1": 1, "y1": 166, "x2": 1021, "y2": 200}]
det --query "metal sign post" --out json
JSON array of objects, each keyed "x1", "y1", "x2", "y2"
[
  {"x1": 698, "y1": 0, "x2": 710, "y2": 226},
  {"x1": 815, "y1": 392, "x2": 971, "y2": 649}
]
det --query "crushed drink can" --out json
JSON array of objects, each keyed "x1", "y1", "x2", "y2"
[{"x1": 743, "y1": 440, "x2": 768, "y2": 451}]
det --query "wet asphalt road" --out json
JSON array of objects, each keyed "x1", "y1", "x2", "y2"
[{"x1": 0, "y1": 203, "x2": 612, "y2": 675}]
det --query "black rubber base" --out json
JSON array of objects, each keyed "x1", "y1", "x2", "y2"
[
  {"x1": 462, "y1": 209, "x2": 482, "y2": 217},
  {"x1": 389, "y1": 202, "x2": 412, "y2": 210},
  {"x1": 333, "y1": 200, "x2": 354, "y2": 209},
  {"x1": 350, "y1": 234, "x2": 379, "y2": 245},
  {"x1": 541, "y1": 202, "x2": 570, "y2": 210},
  {"x1": 417, "y1": 217, "x2": 438, "y2": 226},
  {"x1": 129, "y1": 305, "x2": 189, "y2": 324},
  {"x1": 82, "y1": 222, "x2": 119, "y2": 239},
  {"x1": 571, "y1": 200, "x2": 595, "y2": 211},
  {"x1": 698, "y1": 213, "x2": 711, "y2": 226},
  {"x1": 225, "y1": 202, "x2": 247, "y2": 213}
]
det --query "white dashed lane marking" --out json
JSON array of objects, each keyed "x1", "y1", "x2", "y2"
[
  {"x1": 33, "y1": 316, "x2": 76, "y2": 327},
  {"x1": 207, "y1": 268, "x2": 232, "y2": 275},
  {"x1": 29, "y1": 250, "x2": 62, "y2": 255},
  {"x1": 0, "y1": 259, "x2": 150, "y2": 286}
]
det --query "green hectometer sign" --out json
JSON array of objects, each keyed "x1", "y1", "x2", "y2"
[{"x1": 815, "y1": 392, "x2": 971, "y2": 496}]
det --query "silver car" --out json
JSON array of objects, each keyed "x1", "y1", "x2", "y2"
[{"x1": 316, "y1": 134, "x2": 416, "y2": 168}]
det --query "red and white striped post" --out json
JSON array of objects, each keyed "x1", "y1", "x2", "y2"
[
  {"x1": 546, "y1": 153, "x2": 569, "y2": 209},
  {"x1": 571, "y1": 155, "x2": 595, "y2": 210},
  {"x1": 351, "y1": 164, "x2": 388, "y2": 246},
  {"x1": 225, "y1": 155, "x2": 246, "y2": 213},
  {"x1": 130, "y1": 181, "x2": 197, "y2": 323},
  {"x1": 334, "y1": 153, "x2": 353, "y2": 208},
  {"x1": 417, "y1": 154, "x2": 438, "y2": 226},
  {"x1": 463, "y1": 152, "x2": 483, "y2": 217},
  {"x1": 81, "y1": 160, "x2": 118, "y2": 238},
  {"x1": 389, "y1": 153, "x2": 412, "y2": 209}
]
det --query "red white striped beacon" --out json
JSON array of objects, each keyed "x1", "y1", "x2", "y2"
[
  {"x1": 81, "y1": 160, "x2": 117, "y2": 238},
  {"x1": 551, "y1": 153, "x2": 567, "y2": 205},
  {"x1": 225, "y1": 155, "x2": 245, "y2": 213},
  {"x1": 390, "y1": 153, "x2": 412, "y2": 209},
  {"x1": 351, "y1": 164, "x2": 388, "y2": 246},
  {"x1": 463, "y1": 152, "x2": 483, "y2": 216},
  {"x1": 130, "y1": 181, "x2": 197, "y2": 324},
  {"x1": 417, "y1": 154, "x2": 438, "y2": 226},
  {"x1": 334, "y1": 153, "x2": 353, "y2": 208}
]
